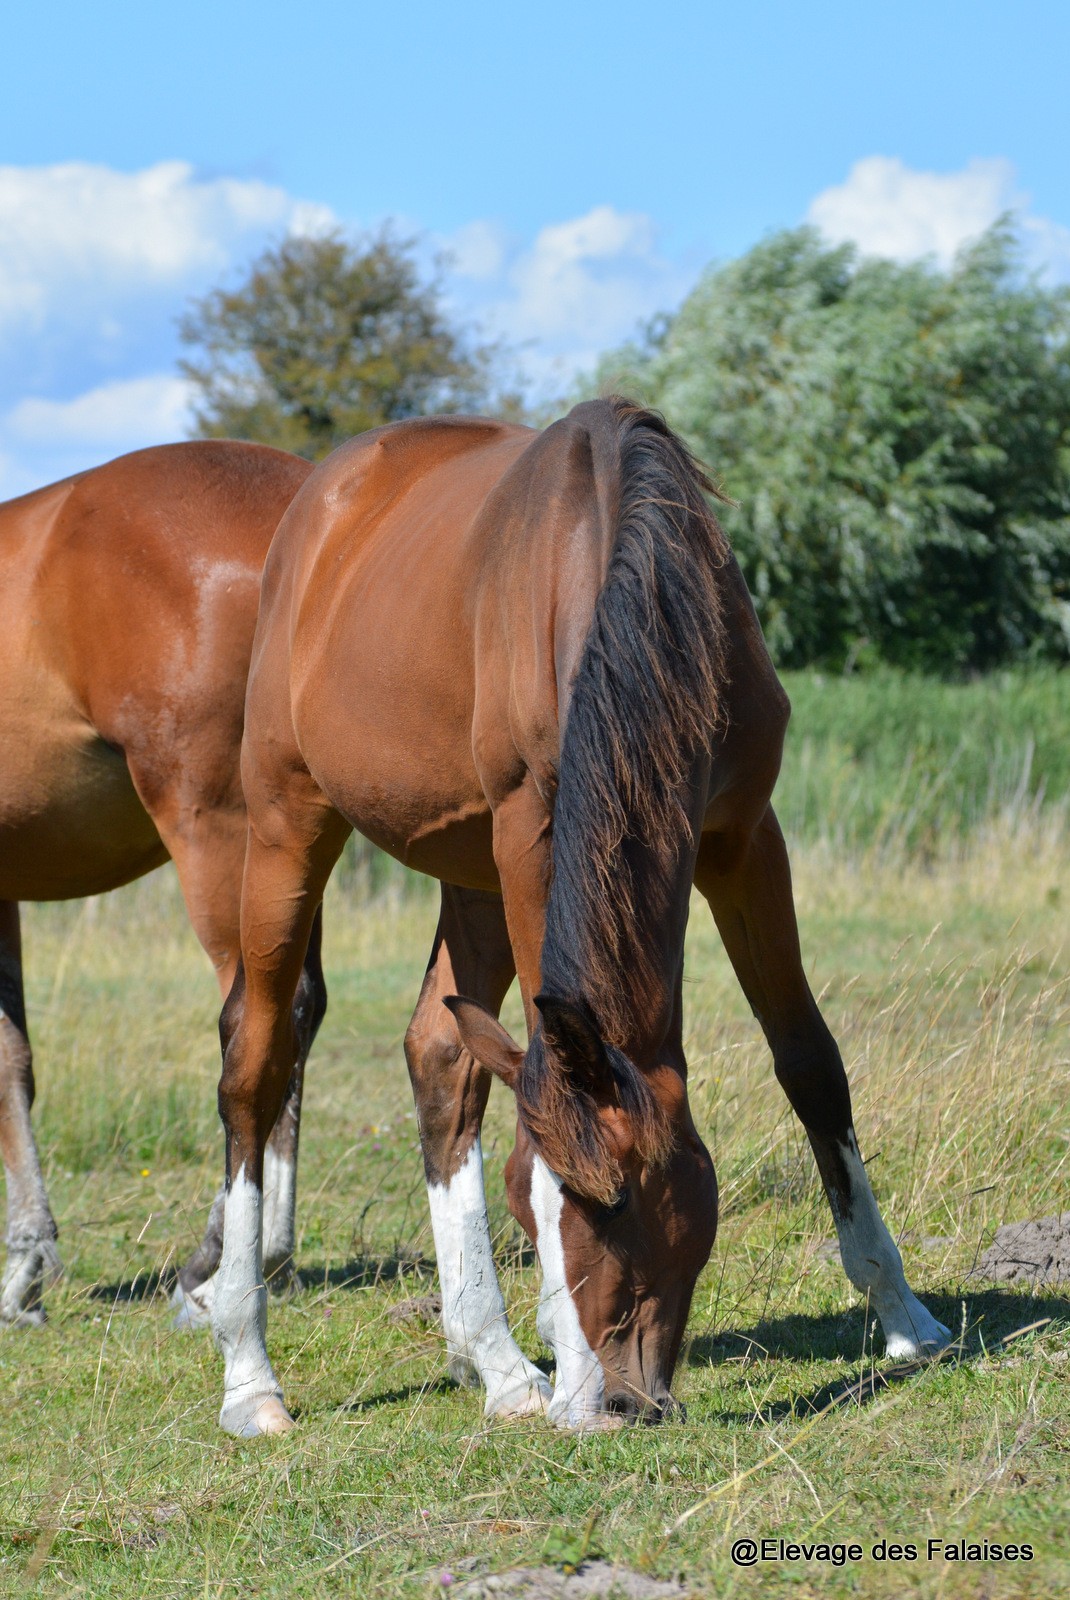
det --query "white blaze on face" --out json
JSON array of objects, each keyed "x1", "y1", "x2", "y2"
[
  {"x1": 832, "y1": 1133, "x2": 951, "y2": 1359},
  {"x1": 426, "y1": 1139, "x2": 550, "y2": 1417},
  {"x1": 530, "y1": 1154, "x2": 604, "y2": 1427}
]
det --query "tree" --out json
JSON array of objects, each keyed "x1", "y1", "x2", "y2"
[
  {"x1": 591, "y1": 223, "x2": 1070, "y2": 672},
  {"x1": 179, "y1": 228, "x2": 497, "y2": 459}
]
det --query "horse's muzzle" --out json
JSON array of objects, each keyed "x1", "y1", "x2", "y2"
[{"x1": 605, "y1": 1385, "x2": 686, "y2": 1424}]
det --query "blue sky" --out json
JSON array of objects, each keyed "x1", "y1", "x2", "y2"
[{"x1": 1, "y1": 0, "x2": 1067, "y2": 494}]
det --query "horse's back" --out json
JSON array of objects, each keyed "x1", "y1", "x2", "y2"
[
  {"x1": 255, "y1": 418, "x2": 536, "y2": 885},
  {"x1": 0, "y1": 441, "x2": 311, "y2": 899}
]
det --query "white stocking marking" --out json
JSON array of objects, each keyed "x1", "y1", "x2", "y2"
[
  {"x1": 530, "y1": 1156, "x2": 604, "y2": 1427},
  {"x1": 262, "y1": 1146, "x2": 296, "y2": 1278},
  {"x1": 833, "y1": 1134, "x2": 951, "y2": 1359},
  {"x1": 212, "y1": 1166, "x2": 291, "y2": 1435},
  {"x1": 426, "y1": 1140, "x2": 549, "y2": 1418}
]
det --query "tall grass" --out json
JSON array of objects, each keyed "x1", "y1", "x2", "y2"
[
  {"x1": 5, "y1": 818, "x2": 1068, "y2": 1597},
  {"x1": 776, "y1": 667, "x2": 1070, "y2": 853}
]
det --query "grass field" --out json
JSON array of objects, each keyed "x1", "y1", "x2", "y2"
[{"x1": 2, "y1": 678, "x2": 1069, "y2": 1598}]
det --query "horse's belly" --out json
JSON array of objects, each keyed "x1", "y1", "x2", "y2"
[
  {"x1": 0, "y1": 716, "x2": 166, "y2": 901},
  {"x1": 312, "y1": 758, "x2": 498, "y2": 893}
]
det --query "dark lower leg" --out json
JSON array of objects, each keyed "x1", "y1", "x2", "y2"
[
  {"x1": 252, "y1": 900, "x2": 326, "y2": 1282},
  {"x1": 695, "y1": 814, "x2": 949, "y2": 1354},
  {"x1": 0, "y1": 903, "x2": 61, "y2": 1325}
]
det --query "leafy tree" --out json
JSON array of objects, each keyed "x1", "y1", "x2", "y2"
[
  {"x1": 592, "y1": 223, "x2": 1070, "y2": 671},
  {"x1": 180, "y1": 228, "x2": 497, "y2": 459}
]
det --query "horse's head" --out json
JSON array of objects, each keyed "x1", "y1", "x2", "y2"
[{"x1": 446, "y1": 992, "x2": 717, "y2": 1427}]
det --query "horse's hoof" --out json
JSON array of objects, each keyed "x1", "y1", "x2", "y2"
[
  {"x1": 0, "y1": 1241, "x2": 63, "y2": 1326},
  {"x1": 883, "y1": 1303, "x2": 952, "y2": 1361},
  {"x1": 486, "y1": 1375, "x2": 552, "y2": 1420},
  {"x1": 219, "y1": 1392, "x2": 295, "y2": 1437},
  {"x1": 0, "y1": 1304, "x2": 47, "y2": 1330},
  {"x1": 561, "y1": 1411, "x2": 626, "y2": 1434}
]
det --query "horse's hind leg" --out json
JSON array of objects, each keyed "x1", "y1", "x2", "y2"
[
  {"x1": 405, "y1": 885, "x2": 550, "y2": 1419},
  {"x1": 695, "y1": 810, "x2": 950, "y2": 1359},
  {"x1": 144, "y1": 805, "x2": 326, "y2": 1324},
  {"x1": 212, "y1": 789, "x2": 348, "y2": 1436},
  {"x1": 0, "y1": 902, "x2": 61, "y2": 1325}
]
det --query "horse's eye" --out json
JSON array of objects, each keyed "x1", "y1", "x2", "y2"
[{"x1": 602, "y1": 1189, "x2": 629, "y2": 1220}]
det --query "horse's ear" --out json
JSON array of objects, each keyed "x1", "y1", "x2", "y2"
[
  {"x1": 443, "y1": 995, "x2": 524, "y2": 1089},
  {"x1": 534, "y1": 992, "x2": 607, "y2": 1093}
]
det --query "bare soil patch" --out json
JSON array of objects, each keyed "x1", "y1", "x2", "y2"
[
  {"x1": 454, "y1": 1560, "x2": 686, "y2": 1597},
  {"x1": 976, "y1": 1213, "x2": 1070, "y2": 1288}
]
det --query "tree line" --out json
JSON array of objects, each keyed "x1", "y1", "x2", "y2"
[{"x1": 181, "y1": 223, "x2": 1070, "y2": 674}]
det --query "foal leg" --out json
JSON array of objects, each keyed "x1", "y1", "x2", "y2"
[
  {"x1": 0, "y1": 903, "x2": 62, "y2": 1325},
  {"x1": 405, "y1": 885, "x2": 550, "y2": 1419},
  {"x1": 211, "y1": 798, "x2": 348, "y2": 1436},
  {"x1": 694, "y1": 811, "x2": 950, "y2": 1358}
]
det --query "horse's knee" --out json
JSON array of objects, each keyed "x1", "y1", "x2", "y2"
[{"x1": 404, "y1": 1015, "x2": 463, "y2": 1095}]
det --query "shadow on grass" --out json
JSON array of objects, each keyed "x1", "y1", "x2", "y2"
[
  {"x1": 300, "y1": 1254, "x2": 436, "y2": 1291},
  {"x1": 87, "y1": 1268, "x2": 177, "y2": 1303},
  {"x1": 86, "y1": 1251, "x2": 437, "y2": 1305},
  {"x1": 340, "y1": 1377, "x2": 461, "y2": 1412},
  {"x1": 686, "y1": 1288, "x2": 1070, "y2": 1422}
]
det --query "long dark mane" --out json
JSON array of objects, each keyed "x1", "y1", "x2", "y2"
[{"x1": 515, "y1": 397, "x2": 728, "y2": 1199}]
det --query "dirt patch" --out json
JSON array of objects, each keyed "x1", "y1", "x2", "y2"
[
  {"x1": 387, "y1": 1293, "x2": 442, "y2": 1324},
  {"x1": 975, "y1": 1214, "x2": 1070, "y2": 1288},
  {"x1": 453, "y1": 1561, "x2": 686, "y2": 1598}
]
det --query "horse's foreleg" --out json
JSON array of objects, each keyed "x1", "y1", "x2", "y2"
[
  {"x1": 210, "y1": 798, "x2": 347, "y2": 1437},
  {"x1": 405, "y1": 885, "x2": 550, "y2": 1419},
  {"x1": 694, "y1": 811, "x2": 950, "y2": 1359},
  {"x1": 0, "y1": 903, "x2": 61, "y2": 1326}
]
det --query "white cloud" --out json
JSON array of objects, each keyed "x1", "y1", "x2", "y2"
[
  {"x1": 807, "y1": 155, "x2": 1070, "y2": 279},
  {"x1": 447, "y1": 219, "x2": 509, "y2": 282},
  {"x1": 445, "y1": 204, "x2": 688, "y2": 398},
  {"x1": 0, "y1": 160, "x2": 335, "y2": 491},
  {"x1": 0, "y1": 160, "x2": 334, "y2": 336},
  {"x1": 6, "y1": 374, "x2": 194, "y2": 448},
  {"x1": 0, "y1": 374, "x2": 197, "y2": 498}
]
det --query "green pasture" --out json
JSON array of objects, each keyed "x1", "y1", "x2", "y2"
[{"x1": 2, "y1": 674, "x2": 1068, "y2": 1597}]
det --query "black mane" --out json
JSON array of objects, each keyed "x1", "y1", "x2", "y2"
[{"x1": 512, "y1": 398, "x2": 728, "y2": 1199}]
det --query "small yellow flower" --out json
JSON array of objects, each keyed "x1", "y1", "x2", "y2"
[{"x1": 140, "y1": 1168, "x2": 150, "y2": 1178}]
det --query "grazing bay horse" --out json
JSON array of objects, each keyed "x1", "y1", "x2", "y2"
[
  {"x1": 0, "y1": 441, "x2": 318, "y2": 1325},
  {"x1": 208, "y1": 397, "x2": 949, "y2": 1437}
]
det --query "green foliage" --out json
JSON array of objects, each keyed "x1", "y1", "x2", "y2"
[
  {"x1": 180, "y1": 228, "x2": 496, "y2": 459},
  {"x1": 593, "y1": 223, "x2": 1070, "y2": 671}
]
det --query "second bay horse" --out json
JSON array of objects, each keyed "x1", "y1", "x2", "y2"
[
  {"x1": 207, "y1": 398, "x2": 949, "y2": 1436},
  {"x1": 0, "y1": 441, "x2": 316, "y2": 1325}
]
